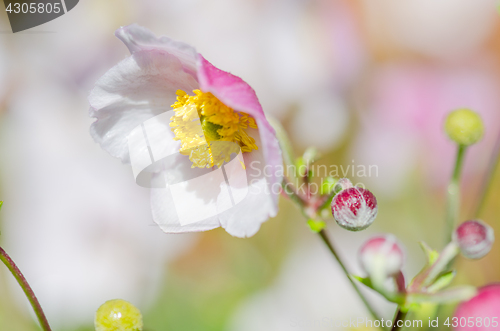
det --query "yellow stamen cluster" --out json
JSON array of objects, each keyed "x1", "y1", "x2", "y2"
[{"x1": 170, "y1": 89, "x2": 258, "y2": 168}]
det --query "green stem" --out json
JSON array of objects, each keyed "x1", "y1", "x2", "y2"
[
  {"x1": 283, "y1": 181, "x2": 381, "y2": 323},
  {"x1": 474, "y1": 133, "x2": 500, "y2": 218},
  {"x1": 0, "y1": 246, "x2": 52, "y2": 331},
  {"x1": 317, "y1": 190, "x2": 337, "y2": 212},
  {"x1": 391, "y1": 308, "x2": 407, "y2": 331},
  {"x1": 445, "y1": 145, "x2": 466, "y2": 244},
  {"x1": 318, "y1": 230, "x2": 381, "y2": 322},
  {"x1": 268, "y1": 117, "x2": 296, "y2": 170},
  {"x1": 281, "y1": 178, "x2": 308, "y2": 211}
]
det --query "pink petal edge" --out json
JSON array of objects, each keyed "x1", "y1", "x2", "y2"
[
  {"x1": 196, "y1": 55, "x2": 283, "y2": 210},
  {"x1": 454, "y1": 283, "x2": 500, "y2": 331},
  {"x1": 196, "y1": 55, "x2": 274, "y2": 133}
]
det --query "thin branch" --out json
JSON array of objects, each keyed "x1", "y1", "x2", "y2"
[
  {"x1": 0, "y1": 246, "x2": 52, "y2": 331},
  {"x1": 391, "y1": 308, "x2": 408, "y2": 331},
  {"x1": 444, "y1": 145, "x2": 466, "y2": 244},
  {"x1": 318, "y1": 229, "x2": 381, "y2": 321},
  {"x1": 474, "y1": 131, "x2": 500, "y2": 218}
]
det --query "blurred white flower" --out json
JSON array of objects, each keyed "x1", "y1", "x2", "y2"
[
  {"x1": 0, "y1": 41, "x2": 9, "y2": 98},
  {"x1": 89, "y1": 25, "x2": 283, "y2": 238},
  {"x1": 134, "y1": 0, "x2": 361, "y2": 120},
  {"x1": 0, "y1": 80, "x2": 193, "y2": 330},
  {"x1": 228, "y1": 234, "x2": 395, "y2": 331},
  {"x1": 290, "y1": 89, "x2": 349, "y2": 151},
  {"x1": 351, "y1": 62, "x2": 500, "y2": 197}
]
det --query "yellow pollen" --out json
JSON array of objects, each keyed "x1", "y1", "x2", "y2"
[{"x1": 170, "y1": 89, "x2": 258, "y2": 168}]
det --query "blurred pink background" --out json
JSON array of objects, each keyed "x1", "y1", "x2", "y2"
[{"x1": 0, "y1": 0, "x2": 499, "y2": 330}]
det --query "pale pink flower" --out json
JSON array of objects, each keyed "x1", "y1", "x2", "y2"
[
  {"x1": 359, "y1": 235, "x2": 404, "y2": 276},
  {"x1": 89, "y1": 24, "x2": 282, "y2": 238},
  {"x1": 454, "y1": 284, "x2": 500, "y2": 331}
]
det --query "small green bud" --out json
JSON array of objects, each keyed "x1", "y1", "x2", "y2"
[
  {"x1": 307, "y1": 219, "x2": 326, "y2": 233},
  {"x1": 444, "y1": 109, "x2": 484, "y2": 146},
  {"x1": 320, "y1": 177, "x2": 338, "y2": 195},
  {"x1": 95, "y1": 299, "x2": 143, "y2": 331}
]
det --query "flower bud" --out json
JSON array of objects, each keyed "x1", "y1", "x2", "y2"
[
  {"x1": 95, "y1": 299, "x2": 143, "y2": 331},
  {"x1": 359, "y1": 235, "x2": 405, "y2": 276},
  {"x1": 331, "y1": 183, "x2": 377, "y2": 231},
  {"x1": 453, "y1": 220, "x2": 494, "y2": 259},
  {"x1": 444, "y1": 109, "x2": 484, "y2": 146},
  {"x1": 454, "y1": 283, "x2": 500, "y2": 331}
]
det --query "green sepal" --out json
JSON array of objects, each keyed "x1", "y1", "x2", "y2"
[
  {"x1": 295, "y1": 147, "x2": 321, "y2": 178},
  {"x1": 307, "y1": 168, "x2": 314, "y2": 180},
  {"x1": 353, "y1": 275, "x2": 374, "y2": 290},
  {"x1": 419, "y1": 241, "x2": 439, "y2": 265},
  {"x1": 404, "y1": 302, "x2": 437, "y2": 316},
  {"x1": 427, "y1": 270, "x2": 456, "y2": 293},
  {"x1": 303, "y1": 147, "x2": 320, "y2": 165},
  {"x1": 307, "y1": 219, "x2": 326, "y2": 233},
  {"x1": 408, "y1": 242, "x2": 459, "y2": 292},
  {"x1": 320, "y1": 177, "x2": 338, "y2": 195},
  {"x1": 295, "y1": 157, "x2": 306, "y2": 177},
  {"x1": 353, "y1": 275, "x2": 405, "y2": 305},
  {"x1": 268, "y1": 117, "x2": 295, "y2": 168},
  {"x1": 407, "y1": 286, "x2": 476, "y2": 305}
]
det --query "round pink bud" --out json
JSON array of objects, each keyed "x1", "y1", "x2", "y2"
[
  {"x1": 454, "y1": 283, "x2": 500, "y2": 331},
  {"x1": 331, "y1": 187, "x2": 378, "y2": 231},
  {"x1": 359, "y1": 235, "x2": 405, "y2": 276},
  {"x1": 453, "y1": 220, "x2": 494, "y2": 259}
]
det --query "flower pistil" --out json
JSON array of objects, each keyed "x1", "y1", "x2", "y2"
[{"x1": 170, "y1": 89, "x2": 258, "y2": 168}]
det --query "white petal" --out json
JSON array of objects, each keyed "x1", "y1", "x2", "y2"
[
  {"x1": 89, "y1": 49, "x2": 198, "y2": 163},
  {"x1": 150, "y1": 142, "x2": 277, "y2": 237},
  {"x1": 218, "y1": 129, "x2": 279, "y2": 238},
  {"x1": 291, "y1": 91, "x2": 349, "y2": 151},
  {"x1": 116, "y1": 24, "x2": 198, "y2": 76},
  {"x1": 150, "y1": 172, "x2": 222, "y2": 233},
  {"x1": 1, "y1": 83, "x2": 196, "y2": 328},
  {"x1": 195, "y1": 56, "x2": 283, "y2": 216},
  {"x1": 218, "y1": 177, "x2": 275, "y2": 238},
  {"x1": 255, "y1": 121, "x2": 282, "y2": 214}
]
